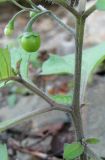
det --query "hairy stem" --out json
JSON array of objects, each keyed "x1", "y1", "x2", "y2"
[
  {"x1": 13, "y1": 77, "x2": 72, "y2": 112},
  {"x1": 72, "y1": 17, "x2": 86, "y2": 160}
]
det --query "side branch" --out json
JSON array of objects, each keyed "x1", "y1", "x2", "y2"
[
  {"x1": 25, "y1": 9, "x2": 75, "y2": 35},
  {"x1": 11, "y1": 77, "x2": 72, "y2": 113},
  {"x1": 83, "y1": 4, "x2": 96, "y2": 19},
  {"x1": 49, "y1": 0, "x2": 79, "y2": 18},
  {"x1": 0, "y1": 105, "x2": 71, "y2": 133}
]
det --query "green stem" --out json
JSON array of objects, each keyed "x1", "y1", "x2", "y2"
[
  {"x1": 73, "y1": 17, "x2": 85, "y2": 141},
  {"x1": 83, "y1": 4, "x2": 96, "y2": 19},
  {"x1": 72, "y1": 17, "x2": 86, "y2": 160},
  {"x1": 11, "y1": 0, "x2": 28, "y2": 9},
  {"x1": 25, "y1": 10, "x2": 75, "y2": 35},
  {"x1": 25, "y1": 11, "x2": 49, "y2": 32},
  {"x1": 0, "y1": 105, "x2": 72, "y2": 133},
  {"x1": 52, "y1": 0, "x2": 79, "y2": 18},
  {"x1": 28, "y1": 0, "x2": 40, "y2": 10},
  {"x1": 10, "y1": 9, "x2": 31, "y2": 22}
]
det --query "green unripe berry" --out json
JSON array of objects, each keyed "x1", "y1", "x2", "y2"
[
  {"x1": 4, "y1": 20, "x2": 14, "y2": 36},
  {"x1": 19, "y1": 32, "x2": 41, "y2": 52}
]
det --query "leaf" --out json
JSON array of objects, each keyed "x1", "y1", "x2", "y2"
[
  {"x1": 63, "y1": 142, "x2": 84, "y2": 160},
  {"x1": 10, "y1": 47, "x2": 30, "y2": 79},
  {"x1": 85, "y1": 138, "x2": 100, "y2": 144},
  {"x1": 0, "y1": 48, "x2": 12, "y2": 80},
  {"x1": 96, "y1": 0, "x2": 105, "y2": 10},
  {"x1": 41, "y1": 42, "x2": 105, "y2": 104},
  {"x1": 50, "y1": 94, "x2": 73, "y2": 105},
  {"x1": 41, "y1": 54, "x2": 72, "y2": 75},
  {"x1": 9, "y1": 47, "x2": 39, "y2": 79},
  {"x1": 80, "y1": 42, "x2": 105, "y2": 103},
  {"x1": 0, "y1": 143, "x2": 8, "y2": 160}
]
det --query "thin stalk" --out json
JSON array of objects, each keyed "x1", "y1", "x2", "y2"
[
  {"x1": 73, "y1": 17, "x2": 85, "y2": 141},
  {"x1": 72, "y1": 17, "x2": 86, "y2": 160},
  {"x1": 28, "y1": 0, "x2": 40, "y2": 10},
  {"x1": 13, "y1": 77, "x2": 72, "y2": 113},
  {"x1": 52, "y1": 0, "x2": 79, "y2": 18},
  {"x1": 83, "y1": 4, "x2": 96, "y2": 19},
  {"x1": 0, "y1": 105, "x2": 72, "y2": 133},
  {"x1": 11, "y1": 0, "x2": 28, "y2": 9},
  {"x1": 25, "y1": 10, "x2": 75, "y2": 35}
]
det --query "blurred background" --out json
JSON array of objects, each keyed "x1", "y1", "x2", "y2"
[{"x1": 0, "y1": 0, "x2": 105, "y2": 159}]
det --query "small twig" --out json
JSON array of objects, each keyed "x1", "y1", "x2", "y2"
[
  {"x1": 0, "y1": 105, "x2": 70, "y2": 133},
  {"x1": 13, "y1": 77, "x2": 72, "y2": 112},
  {"x1": 50, "y1": 0, "x2": 79, "y2": 18},
  {"x1": 0, "y1": 76, "x2": 72, "y2": 111},
  {"x1": 11, "y1": 1, "x2": 75, "y2": 36},
  {"x1": 28, "y1": 0, "x2": 40, "y2": 10},
  {"x1": 49, "y1": 12, "x2": 75, "y2": 35},
  {"x1": 83, "y1": 4, "x2": 96, "y2": 19},
  {"x1": 9, "y1": 139, "x2": 48, "y2": 159},
  {"x1": 11, "y1": 0, "x2": 28, "y2": 9},
  {"x1": 25, "y1": 8, "x2": 75, "y2": 35}
]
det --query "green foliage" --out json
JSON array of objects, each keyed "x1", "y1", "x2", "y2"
[
  {"x1": 41, "y1": 42, "x2": 105, "y2": 103},
  {"x1": 0, "y1": 48, "x2": 13, "y2": 81},
  {"x1": 0, "y1": 0, "x2": 104, "y2": 159},
  {"x1": 63, "y1": 142, "x2": 84, "y2": 160},
  {"x1": 0, "y1": 46, "x2": 40, "y2": 88},
  {"x1": 41, "y1": 54, "x2": 71, "y2": 75},
  {"x1": 0, "y1": 143, "x2": 8, "y2": 160},
  {"x1": 10, "y1": 47, "x2": 30, "y2": 79},
  {"x1": 42, "y1": 43, "x2": 105, "y2": 77},
  {"x1": 96, "y1": 0, "x2": 105, "y2": 10},
  {"x1": 85, "y1": 138, "x2": 100, "y2": 144}
]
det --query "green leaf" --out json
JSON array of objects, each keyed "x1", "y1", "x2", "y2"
[
  {"x1": 50, "y1": 94, "x2": 73, "y2": 105},
  {"x1": 0, "y1": 143, "x2": 8, "y2": 160},
  {"x1": 41, "y1": 54, "x2": 72, "y2": 75},
  {"x1": 10, "y1": 47, "x2": 30, "y2": 79},
  {"x1": 0, "y1": 48, "x2": 12, "y2": 80},
  {"x1": 96, "y1": 0, "x2": 105, "y2": 10},
  {"x1": 85, "y1": 138, "x2": 100, "y2": 144},
  {"x1": 9, "y1": 47, "x2": 39, "y2": 79},
  {"x1": 63, "y1": 142, "x2": 84, "y2": 160},
  {"x1": 41, "y1": 42, "x2": 105, "y2": 103}
]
